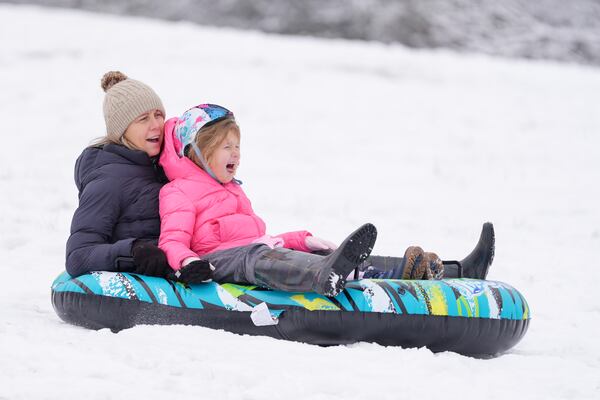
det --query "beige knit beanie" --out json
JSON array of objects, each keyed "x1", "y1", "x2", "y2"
[{"x1": 101, "y1": 71, "x2": 165, "y2": 140}]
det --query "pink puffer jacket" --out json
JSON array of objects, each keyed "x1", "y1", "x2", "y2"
[{"x1": 158, "y1": 117, "x2": 312, "y2": 270}]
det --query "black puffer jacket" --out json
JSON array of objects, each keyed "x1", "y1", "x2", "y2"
[{"x1": 65, "y1": 144, "x2": 167, "y2": 277}]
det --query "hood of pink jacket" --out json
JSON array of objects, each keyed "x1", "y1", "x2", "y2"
[{"x1": 160, "y1": 117, "x2": 206, "y2": 182}]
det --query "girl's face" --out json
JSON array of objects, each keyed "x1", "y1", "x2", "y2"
[
  {"x1": 123, "y1": 109, "x2": 165, "y2": 157},
  {"x1": 207, "y1": 131, "x2": 240, "y2": 184}
]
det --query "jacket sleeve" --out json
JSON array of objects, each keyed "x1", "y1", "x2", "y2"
[
  {"x1": 275, "y1": 230, "x2": 313, "y2": 252},
  {"x1": 65, "y1": 177, "x2": 134, "y2": 277},
  {"x1": 158, "y1": 185, "x2": 199, "y2": 270}
]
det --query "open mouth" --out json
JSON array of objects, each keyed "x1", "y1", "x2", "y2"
[
  {"x1": 226, "y1": 163, "x2": 236, "y2": 173},
  {"x1": 146, "y1": 136, "x2": 160, "y2": 144}
]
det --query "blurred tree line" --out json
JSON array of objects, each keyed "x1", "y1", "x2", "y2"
[{"x1": 5, "y1": 0, "x2": 600, "y2": 65}]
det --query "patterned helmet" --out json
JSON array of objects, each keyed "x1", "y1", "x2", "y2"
[{"x1": 174, "y1": 104, "x2": 234, "y2": 157}]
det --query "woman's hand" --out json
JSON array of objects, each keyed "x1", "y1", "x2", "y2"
[
  {"x1": 305, "y1": 236, "x2": 338, "y2": 253},
  {"x1": 132, "y1": 240, "x2": 171, "y2": 277}
]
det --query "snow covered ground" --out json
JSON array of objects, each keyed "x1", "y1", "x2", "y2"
[{"x1": 1, "y1": 4, "x2": 599, "y2": 399}]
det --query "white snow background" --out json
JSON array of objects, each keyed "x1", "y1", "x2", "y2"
[{"x1": 1, "y1": 4, "x2": 599, "y2": 400}]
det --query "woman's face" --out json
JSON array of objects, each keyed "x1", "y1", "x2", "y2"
[
  {"x1": 123, "y1": 109, "x2": 165, "y2": 157},
  {"x1": 208, "y1": 131, "x2": 240, "y2": 184}
]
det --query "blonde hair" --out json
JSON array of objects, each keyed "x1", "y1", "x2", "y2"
[
  {"x1": 187, "y1": 117, "x2": 240, "y2": 168},
  {"x1": 91, "y1": 133, "x2": 136, "y2": 149}
]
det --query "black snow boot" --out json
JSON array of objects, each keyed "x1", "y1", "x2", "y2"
[
  {"x1": 444, "y1": 222, "x2": 495, "y2": 279},
  {"x1": 249, "y1": 223, "x2": 377, "y2": 296},
  {"x1": 316, "y1": 223, "x2": 377, "y2": 296}
]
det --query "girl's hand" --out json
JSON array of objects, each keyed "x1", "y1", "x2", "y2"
[
  {"x1": 305, "y1": 236, "x2": 338, "y2": 252},
  {"x1": 169, "y1": 260, "x2": 215, "y2": 284}
]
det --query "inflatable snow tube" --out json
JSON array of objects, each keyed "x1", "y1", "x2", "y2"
[{"x1": 51, "y1": 271, "x2": 530, "y2": 356}]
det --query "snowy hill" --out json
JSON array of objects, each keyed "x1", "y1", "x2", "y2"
[
  {"x1": 1, "y1": 4, "x2": 599, "y2": 399},
  {"x1": 3, "y1": 0, "x2": 600, "y2": 66}
]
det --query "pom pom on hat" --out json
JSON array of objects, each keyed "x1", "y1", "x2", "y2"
[{"x1": 101, "y1": 71, "x2": 128, "y2": 92}]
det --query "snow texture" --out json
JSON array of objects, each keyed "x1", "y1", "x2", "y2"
[{"x1": 0, "y1": 4, "x2": 599, "y2": 400}]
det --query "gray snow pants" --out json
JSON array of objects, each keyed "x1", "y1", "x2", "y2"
[
  {"x1": 204, "y1": 245, "x2": 441, "y2": 292},
  {"x1": 204, "y1": 243, "x2": 330, "y2": 292}
]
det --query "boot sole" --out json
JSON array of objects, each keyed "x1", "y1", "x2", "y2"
[
  {"x1": 398, "y1": 246, "x2": 424, "y2": 280},
  {"x1": 320, "y1": 223, "x2": 377, "y2": 296}
]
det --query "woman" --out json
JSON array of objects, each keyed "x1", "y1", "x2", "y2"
[{"x1": 65, "y1": 71, "x2": 172, "y2": 278}]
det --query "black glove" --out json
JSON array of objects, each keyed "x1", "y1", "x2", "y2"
[
  {"x1": 167, "y1": 260, "x2": 214, "y2": 284},
  {"x1": 132, "y1": 241, "x2": 171, "y2": 277}
]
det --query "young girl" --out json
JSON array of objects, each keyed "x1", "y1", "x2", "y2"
[
  {"x1": 157, "y1": 104, "x2": 378, "y2": 296},
  {"x1": 158, "y1": 104, "x2": 496, "y2": 294}
]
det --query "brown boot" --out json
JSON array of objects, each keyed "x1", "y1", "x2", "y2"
[
  {"x1": 362, "y1": 247, "x2": 443, "y2": 280},
  {"x1": 423, "y1": 252, "x2": 444, "y2": 280},
  {"x1": 400, "y1": 246, "x2": 427, "y2": 279},
  {"x1": 400, "y1": 247, "x2": 444, "y2": 280}
]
